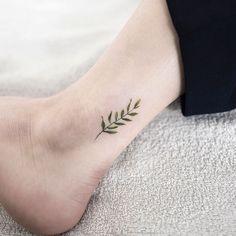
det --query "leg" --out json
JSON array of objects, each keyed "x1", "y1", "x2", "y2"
[{"x1": 0, "y1": 0, "x2": 184, "y2": 234}]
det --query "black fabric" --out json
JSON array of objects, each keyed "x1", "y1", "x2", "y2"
[{"x1": 166, "y1": 0, "x2": 236, "y2": 116}]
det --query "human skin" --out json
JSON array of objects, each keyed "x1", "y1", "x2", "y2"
[{"x1": 0, "y1": 0, "x2": 184, "y2": 234}]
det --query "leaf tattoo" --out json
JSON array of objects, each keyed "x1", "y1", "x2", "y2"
[
  {"x1": 95, "y1": 98, "x2": 141, "y2": 140},
  {"x1": 110, "y1": 111, "x2": 114, "y2": 122}
]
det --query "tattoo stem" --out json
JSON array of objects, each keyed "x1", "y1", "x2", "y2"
[{"x1": 95, "y1": 130, "x2": 103, "y2": 140}]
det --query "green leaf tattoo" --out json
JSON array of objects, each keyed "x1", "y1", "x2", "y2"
[{"x1": 95, "y1": 98, "x2": 141, "y2": 140}]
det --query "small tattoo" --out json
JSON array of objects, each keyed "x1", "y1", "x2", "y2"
[{"x1": 95, "y1": 98, "x2": 141, "y2": 140}]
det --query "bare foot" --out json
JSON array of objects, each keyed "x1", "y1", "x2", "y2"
[
  {"x1": 0, "y1": 0, "x2": 184, "y2": 234},
  {"x1": 0, "y1": 96, "x2": 109, "y2": 234}
]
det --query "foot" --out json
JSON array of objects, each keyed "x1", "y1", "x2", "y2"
[
  {"x1": 0, "y1": 0, "x2": 183, "y2": 234},
  {"x1": 0, "y1": 95, "x2": 109, "y2": 235},
  {"x1": 0, "y1": 93, "x2": 158, "y2": 235}
]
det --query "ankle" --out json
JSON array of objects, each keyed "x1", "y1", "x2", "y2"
[{"x1": 34, "y1": 92, "x2": 94, "y2": 153}]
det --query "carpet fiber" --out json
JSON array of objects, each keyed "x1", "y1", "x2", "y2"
[{"x1": 0, "y1": 1, "x2": 236, "y2": 235}]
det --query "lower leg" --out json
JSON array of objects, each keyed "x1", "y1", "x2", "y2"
[
  {"x1": 43, "y1": 0, "x2": 184, "y2": 159},
  {"x1": 0, "y1": 0, "x2": 183, "y2": 234}
]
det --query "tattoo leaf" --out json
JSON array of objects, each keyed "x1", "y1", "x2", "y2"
[
  {"x1": 104, "y1": 130, "x2": 117, "y2": 134},
  {"x1": 134, "y1": 99, "x2": 141, "y2": 108},
  {"x1": 101, "y1": 117, "x2": 105, "y2": 129},
  {"x1": 115, "y1": 112, "x2": 118, "y2": 120},
  {"x1": 129, "y1": 112, "x2": 138, "y2": 116},
  {"x1": 108, "y1": 111, "x2": 112, "y2": 123},
  {"x1": 95, "y1": 98, "x2": 141, "y2": 140},
  {"x1": 122, "y1": 118, "x2": 132, "y2": 121},
  {"x1": 127, "y1": 99, "x2": 132, "y2": 112},
  {"x1": 107, "y1": 126, "x2": 118, "y2": 129},
  {"x1": 115, "y1": 122, "x2": 125, "y2": 126}
]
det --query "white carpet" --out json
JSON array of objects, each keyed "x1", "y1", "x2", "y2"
[{"x1": 0, "y1": 1, "x2": 236, "y2": 235}]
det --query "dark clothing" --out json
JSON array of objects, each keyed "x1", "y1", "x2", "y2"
[{"x1": 166, "y1": 0, "x2": 236, "y2": 116}]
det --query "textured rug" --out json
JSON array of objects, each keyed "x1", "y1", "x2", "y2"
[{"x1": 0, "y1": 1, "x2": 236, "y2": 235}]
